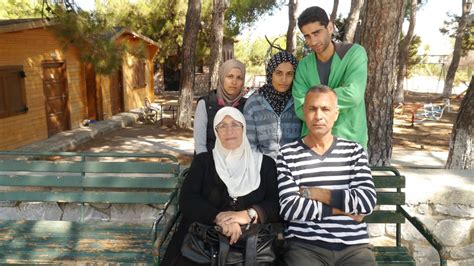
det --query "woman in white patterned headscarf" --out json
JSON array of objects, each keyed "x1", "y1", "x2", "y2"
[
  {"x1": 244, "y1": 51, "x2": 302, "y2": 161},
  {"x1": 162, "y1": 107, "x2": 280, "y2": 266}
]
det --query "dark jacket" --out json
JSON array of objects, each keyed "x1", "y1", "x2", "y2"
[{"x1": 161, "y1": 152, "x2": 280, "y2": 266}]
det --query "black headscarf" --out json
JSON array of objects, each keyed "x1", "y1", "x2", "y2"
[{"x1": 259, "y1": 51, "x2": 298, "y2": 116}]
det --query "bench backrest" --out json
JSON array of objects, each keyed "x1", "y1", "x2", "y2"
[
  {"x1": 366, "y1": 166, "x2": 406, "y2": 246},
  {"x1": 0, "y1": 151, "x2": 181, "y2": 205}
]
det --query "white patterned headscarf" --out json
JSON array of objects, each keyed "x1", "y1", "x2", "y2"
[{"x1": 212, "y1": 107, "x2": 263, "y2": 198}]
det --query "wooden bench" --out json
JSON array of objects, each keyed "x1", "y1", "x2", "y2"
[
  {"x1": 0, "y1": 151, "x2": 184, "y2": 264},
  {"x1": 158, "y1": 166, "x2": 447, "y2": 265},
  {"x1": 365, "y1": 166, "x2": 446, "y2": 265}
]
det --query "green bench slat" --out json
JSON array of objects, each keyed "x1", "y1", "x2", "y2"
[
  {"x1": 84, "y1": 162, "x2": 179, "y2": 174},
  {"x1": 0, "y1": 220, "x2": 160, "y2": 263},
  {"x1": 2, "y1": 238, "x2": 149, "y2": 250},
  {"x1": 374, "y1": 246, "x2": 412, "y2": 254},
  {"x1": 0, "y1": 161, "x2": 85, "y2": 172},
  {"x1": 0, "y1": 191, "x2": 176, "y2": 204},
  {"x1": 0, "y1": 250, "x2": 153, "y2": 263},
  {"x1": 377, "y1": 192, "x2": 405, "y2": 205},
  {"x1": 375, "y1": 246, "x2": 416, "y2": 265},
  {"x1": 0, "y1": 220, "x2": 154, "y2": 230},
  {"x1": 0, "y1": 221, "x2": 151, "y2": 236},
  {"x1": 365, "y1": 210, "x2": 405, "y2": 223},
  {"x1": 0, "y1": 161, "x2": 179, "y2": 174},
  {"x1": 373, "y1": 175, "x2": 405, "y2": 188},
  {"x1": 0, "y1": 151, "x2": 179, "y2": 162},
  {"x1": 0, "y1": 174, "x2": 179, "y2": 188}
]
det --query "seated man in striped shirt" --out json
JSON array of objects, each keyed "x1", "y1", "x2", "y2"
[{"x1": 277, "y1": 85, "x2": 377, "y2": 265}]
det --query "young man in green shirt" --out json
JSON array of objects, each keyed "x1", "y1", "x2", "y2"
[{"x1": 293, "y1": 6, "x2": 368, "y2": 149}]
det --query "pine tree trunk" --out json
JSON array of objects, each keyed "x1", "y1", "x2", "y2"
[
  {"x1": 208, "y1": 0, "x2": 227, "y2": 90},
  {"x1": 442, "y1": 0, "x2": 471, "y2": 98},
  {"x1": 395, "y1": 0, "x2": 417, "y2": 104},
  {"x1": 360, "y1": 0, "x2": 405, "y2": 166},
  {"x1": 330, "y1": 0, "x2": 339, "y2": 22},
  {"x1": 176, "y1": 0, "x2": 201, "y2": 129},
  {"x1": 446, "y1": 76, "x2": 473, "y2": 169},
  {"x1": 344, "y1": 0, "x2": 364, "y2": 43},
  {"x1": 286, "y1": 0, "x2": 298, "y2": 54}
]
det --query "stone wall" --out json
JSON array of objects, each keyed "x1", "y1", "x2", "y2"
[
  {"x1": 0, "y1": 201, "x2": 166, "y2": 224},
  {"x1": 369, "y1": 169, "x2": 474, "y2": 265}
]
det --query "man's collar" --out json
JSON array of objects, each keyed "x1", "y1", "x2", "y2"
[{"x1": 315, "y1": 41, "x2": 335, "y2": 63}]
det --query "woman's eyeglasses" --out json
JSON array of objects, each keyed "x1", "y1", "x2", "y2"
[{"x1": 215, "y1": 122, "x2": 243, "y2": 132}]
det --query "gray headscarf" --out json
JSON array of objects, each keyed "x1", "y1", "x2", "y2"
[{"x1": 216, "y1": 59, "x2": 246, "y2": 107}]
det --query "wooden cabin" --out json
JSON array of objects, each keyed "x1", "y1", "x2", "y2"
[{"x1": 0, "y1": 19, "x2": 158, "y2": 150}]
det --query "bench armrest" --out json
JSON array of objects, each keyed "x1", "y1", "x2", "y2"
[
  {"x1": 151, "y1": 209, "x2": 181, "y2": 261},
  {"x1": 399, "y1": 206, "x2": 448, "y2": 266},
  {"x1": 151, "y1": 167, "x2": 189, "y2": 263}
]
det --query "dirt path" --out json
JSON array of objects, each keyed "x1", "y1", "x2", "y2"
[
  {"x1": 392, "y1": 92, "x2": 458, "y2": 151},
  {"x1": 76, "y1": 122, "x2": 195, "y2": 165}
]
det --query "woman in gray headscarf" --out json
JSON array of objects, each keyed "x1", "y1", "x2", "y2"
[
  {"x1": 162, "y1": 107, "x2": 280, "y2": 266},
  {"x1": 194, "y1": 59, "x2": 247, "y2": 154}
]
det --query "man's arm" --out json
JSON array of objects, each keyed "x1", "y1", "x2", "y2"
[
  {"x1": 277, "y1": 151, "x2": 332, "y2": 222},
  {"x1": 299, "y1": 187, "x2": 364, "y2": 221},
  {"x1": 302, "y1": 147, "x2": 376, "y2": 215},
  {"x1": 332, "y1": 45, "x2": 368, "y2": 111}
]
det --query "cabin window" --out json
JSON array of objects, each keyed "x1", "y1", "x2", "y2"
[
  {"x1": 0, "y1": 66, "x2": 28, "y2": 118},
  {"x1": 133, "y1": 59, "x2": 146, "y2": 89}
]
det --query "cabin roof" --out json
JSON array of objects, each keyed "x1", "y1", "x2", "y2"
[{"x1": 0, "y1": 19, "x2": 158, "y2": 48}]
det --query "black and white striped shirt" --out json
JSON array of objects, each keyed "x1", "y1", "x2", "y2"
[{"x1": 277, "y1": 137, "x2": 376, "y2": 248}]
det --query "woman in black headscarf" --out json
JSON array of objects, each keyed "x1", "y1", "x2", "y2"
[{"x1": 243, "y1": 51, "x2": 301, "y2": 160}]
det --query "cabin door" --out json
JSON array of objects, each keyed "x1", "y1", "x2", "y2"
[{"x1": 42, "y1": 61, "x2": 70, "y2": 137}]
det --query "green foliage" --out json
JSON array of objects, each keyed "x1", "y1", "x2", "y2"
[
  {"x1": 195, "y1": 0, "x2": 213, "y2": 66},
  {"x1": 235, "y1": 36, "x2": 287, "y2": 76},
  {"x1": 2, "y1": 0, "x2": 282, "y2": 71},
  {"x1": 52, "y1": 8, "x2": 126, "y2": 74},
  {"x1": 0, "y1": 0, "x2": 42, "y2": 18},
  {"x1": 95, "y1": 0, "x2": 188, "y2": 64},
  {"x1": 226, "y1": 0, "x2": 282, "y2": 37},
  {"x1": 439, "y1": 12, "x2": 473, "y2": 56},
  {"x1": 399, "y1": 34, "x2": 422, "y2": 78},
  {"x1": 411, "y1": 61, "x2": 470, "y2": 87},
  {"x1": 333, "y1": 15, "x2": 346, "y2": 42},
  {"x1": 402, "y1": 0, "x2": 427, "y2": 19},
  {"x1": 235, "y1": 37, "x2": 267, "y2": 75},
  {"x1": 94, "y1": 0, "x2": 281, "y2": 65},
  {"x1": 295, "y1": 34, "x2": 309, "y2": 60}
]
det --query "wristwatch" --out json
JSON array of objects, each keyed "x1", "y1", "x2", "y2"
[
  {"x1": 247, "y1": 208, "x2": 257, "y2": 223},
  {"x1": 301, "y1": 187, "x2": 311, "y2": 198}
]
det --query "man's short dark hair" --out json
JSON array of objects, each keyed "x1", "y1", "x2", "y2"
[
  {"x1": 297, "y1": 6, "x2": 329, "y2": 30},
  {"x1": 306, "y1": 85, "x2": 336, "y2": 98}
]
